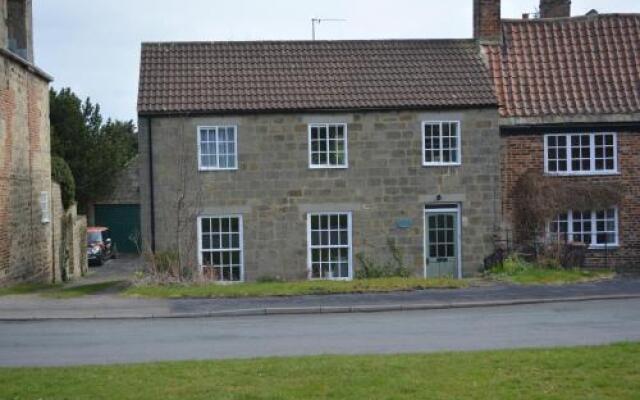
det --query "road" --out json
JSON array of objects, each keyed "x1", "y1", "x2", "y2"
[{"x1": 1, "y1": 299, "x2": 639, "y2": 367}]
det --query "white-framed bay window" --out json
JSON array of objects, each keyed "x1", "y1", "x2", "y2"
[
  {"x1": 422, "y1": 121, "x2": 461, "y2": 166},
  {"x1": 544, "y1": 133, "x2": 617, "y2": 175},
  {"x1": 548, "y1": 208, "x2": 619, "y2": 248},
  {"x1": 308, "y1": 123, "x2": 348, "y2": 168},
  {"x1": 198, "y1": 126, "x2": 238, "y2": 170},
  {"x1": 198, "y1": 215, "x2": 244, "y2": 281},
  {"x1": 307, "y1": 212, "x2": 353, "y2": 280}
]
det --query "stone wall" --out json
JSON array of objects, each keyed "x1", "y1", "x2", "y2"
[
  {"x1": 51, "y1": 183, "x2": 87, "y2": 281},
  {"x1": 139, "y1": 108, "x2": 501, "y2": 280},
  {"x1": 501, "y1": 130, "x2": 640, "y2": 268},
  {"x1": 0, "y1": 50, "x2": 52, "y2": 284}
]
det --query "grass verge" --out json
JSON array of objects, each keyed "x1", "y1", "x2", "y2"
[
  {"x1": 1, "y1": 343, "x2": 639, "y2": 399},
  {"x1": 126, "y1": 277, "x2": 467, "y2": 299},
  {"x1": 487, "y1": 256, "x2": 614, "y2": 285},
  {"x1": 0, "y1": 280, "x2": 127, "y2": 298}
]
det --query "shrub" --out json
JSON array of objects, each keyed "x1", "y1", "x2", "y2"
[
  {"x1": 356, "y1": 239, "x2": 410, "y2": 279},
  {"x1": 51, "y1": 156, "x2": 76, "y2": 209},
  {"x1": 488, "y1": 255, "x2": 536, "y2": 276}
]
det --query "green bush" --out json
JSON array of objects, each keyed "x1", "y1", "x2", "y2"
[
  {"x1": 51, "y1": 156, "x2": 76, "y2": 209},
  {"x1": 490, "y1": 255, "x2": 532, "y2": 275},
  {"x1": 356, "y1": 239, "x2": 410, "y2": 279}
]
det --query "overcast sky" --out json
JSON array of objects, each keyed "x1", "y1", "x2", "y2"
[{"x1": 33, "y1": 0, "x2": 640, "y2": 123}]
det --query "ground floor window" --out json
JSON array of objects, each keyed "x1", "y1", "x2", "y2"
[
  {"x1": 548, "y1": 208, "x2": 618, "y2": 248},
  {"x1": 307, "y1": 212, "x2": 352, "y2": 280},
  {"x1": 198, "y1": 215, "x2": 243, "y2": 281}
]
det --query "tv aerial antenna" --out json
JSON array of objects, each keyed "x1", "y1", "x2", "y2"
[{"x1": 311, "y1": 18, "x2": 346, "y2": 40}]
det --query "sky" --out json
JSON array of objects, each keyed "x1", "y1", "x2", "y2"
[{"x1": 33, "y1": 0, "x2": 640, "y2": 124}]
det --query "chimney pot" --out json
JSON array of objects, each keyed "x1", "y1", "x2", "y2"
[{"x1": 473, "y1": 0, "x2": 501, "y2": 42}]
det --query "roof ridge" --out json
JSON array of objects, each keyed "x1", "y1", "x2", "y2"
[
  {"x1": 141, "y1": 38, "x2": 480, "y2": 46},
  {"x1": 501, "y1": 12, "x2": 640, "y2": 23}
]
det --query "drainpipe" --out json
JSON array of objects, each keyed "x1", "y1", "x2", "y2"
[{"x1": 147, "y1": 117, "x2": 156, "y2": 252}]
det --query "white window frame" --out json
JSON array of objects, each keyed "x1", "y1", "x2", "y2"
[
  {"x1": 306, "y1": 212, "x2": 353, "y2": 281},
  {"x1": 422, "y1": 121, "x2": 462, "y2": 167},
  {"x1": 197, "y1": 215, "x2": 245, "y2": 282},
  {"x1": 197, "y1": 125, "x2": 239, "y2": 171},
  {"x1": 307, "y1": 123, "x2": 349, "y2": 169},
  {"x1": 547, "y1": 208, "x2": 619, "y2": 249},
  {"x1": 544, "y1": 133, "x2": 618, "y2": 176}
]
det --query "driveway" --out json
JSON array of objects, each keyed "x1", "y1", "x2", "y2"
[
  {"x1": 1, "y1": 298, "x2": 639, "y2": 366},
  {"x1": 76, "y1": 254, "x2": 140, "y2": 286}
]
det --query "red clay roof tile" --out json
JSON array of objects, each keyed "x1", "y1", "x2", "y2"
[{"x1": 484, "y1": 13, "x2": 640, "y2": 118}]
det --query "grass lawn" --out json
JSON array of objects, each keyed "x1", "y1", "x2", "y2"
[
  {"x1": 125, "y1": 277, "x2": 468, "y2": 298},
  {"x1": 0, "y1": 280, "x2": 126, "y2": 298},
  {"x1": 487, "y1": 256, "x2": 614, "y2": 285},
  {"x1": 1, "y1": 343, "x2": 638, "y2": 399}
]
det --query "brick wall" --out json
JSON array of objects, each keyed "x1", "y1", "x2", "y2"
[
  {"x1": 501, "y1": 131, "x2": 640, "y2": 267},
  {"x1": 0, "y1": 51, "x2": 53, "y2": 285},
  {"x1": 474, "y1": 0, "x2": 501, "y2": 41},
  {"x1": 140, "y1": 108, "x2": 502, "y2": 280}
]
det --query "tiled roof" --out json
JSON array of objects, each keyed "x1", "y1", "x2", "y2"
[
  {"x1": 484, "y1": 14, "x2": 640, "y2": 118},
  {"x1": 138, "y1": 40, "x2": 496, "y2": 115}
]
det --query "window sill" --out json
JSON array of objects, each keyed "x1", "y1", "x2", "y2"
[
  {"x1": 588, "y1": 244, "x2": 619, "y2": 250},
  {"x1": 308, "y1": 165, "x2": 349, "y2": 170},
  {"x1": 422, "y1": 163, "x2": 461, "y2": 167},
  {"x1": 199, "y1": 167, "x2": 238, "y2": 172},
  {"x1": 544, "y1": 171, "x2": 620, "y2": 177}
]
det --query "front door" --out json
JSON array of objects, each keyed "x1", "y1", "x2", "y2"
[{"x1": 425, "y1": 206, "x2": 460, "y2": 278}]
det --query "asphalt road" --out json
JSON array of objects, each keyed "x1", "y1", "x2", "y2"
[{"x1": 1, "y1": 299, "x2": 639, "y2": 367}]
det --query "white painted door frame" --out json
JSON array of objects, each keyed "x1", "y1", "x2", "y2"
[{"x1": 423, "y1": 204, "x2": 462, "y2": 279}]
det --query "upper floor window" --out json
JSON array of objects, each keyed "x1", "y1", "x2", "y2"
[
  {"x1": 198, "y1": 126, "x2": 237, "y2": 170},
  {"x1": 544, "y1": 133, "x2": 617, "y2": 175},
  {"x1": 308, "y1": 123, "x2": 348, "y2": 168},
  {"x1": 548, "y1": 208, "x2": 618, "y2": 248},
  {"x1": 422, "y1": 121, "x2": 461, "y2": 166}
]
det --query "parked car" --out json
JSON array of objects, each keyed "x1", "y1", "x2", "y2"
[{"x1": 87, "y1": 227, "x2": 117, "y2": 266}]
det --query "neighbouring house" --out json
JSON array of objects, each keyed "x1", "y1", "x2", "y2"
[
  {"x1": 88, "y1": 157, "x2": 141, "y2": 254},
  {"x1": 477, "y1": 0, "x2": 640, "y2": 267},
  {"x1": 0, "y1": 0, "x2": 86, "y2": 285},
  {"x1": 137, "y1": 40, "x2": 501, "y2": 281}
]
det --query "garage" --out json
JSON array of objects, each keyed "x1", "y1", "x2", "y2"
[{"x1": 93, "y1": 204, "x2": 141, "y2": 254}]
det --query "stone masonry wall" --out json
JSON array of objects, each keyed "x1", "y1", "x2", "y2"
[
  {"x1": 51, "y1": 184, "x2": 87, "y2": 281},
  {"x1": 140, "y1": 108, "x2": 501, "y2": 280},
  {"x1": 0, "y1": 50, "x2": 52, "y2": 285},
  {"x1": 501, "y1": 131, "x2": 640, "y2": 268}
]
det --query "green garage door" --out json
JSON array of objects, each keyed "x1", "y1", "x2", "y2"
[{"x1": 94, "y1": 204, "x2": 141, "y2": 254}]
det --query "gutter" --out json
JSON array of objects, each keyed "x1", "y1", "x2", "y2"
[{"x1": 147, "y1": 117, "x2": 156, "y2": 252}]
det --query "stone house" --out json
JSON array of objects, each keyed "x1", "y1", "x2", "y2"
[
  {"x1": 477, "y1": 0, "x2": 640, "y2": 267},
  {"x1": 137, "y1": 40, "x2": 501, "y2": 281},
  {"x1": 0, "y1": 0, "x2": 86, "y2": 285}
]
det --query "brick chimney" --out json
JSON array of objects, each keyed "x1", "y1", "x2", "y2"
[
  {"x1": 473, "y1": 0, "x2": 501, "y2": 42},
  {"x1": 2, "y1": 0, "x2": 33, "y2": 62},
  {"x1": 539, "y1": 0, "x2": 571, "y2": 18}
]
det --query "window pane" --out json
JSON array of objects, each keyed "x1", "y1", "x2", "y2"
[
  {"x1": 199, "y1": 217, "x2": 242, "y2": 281},
  {"x1": 308, "y1": 213, "x2": 350, "y2": 279}
]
